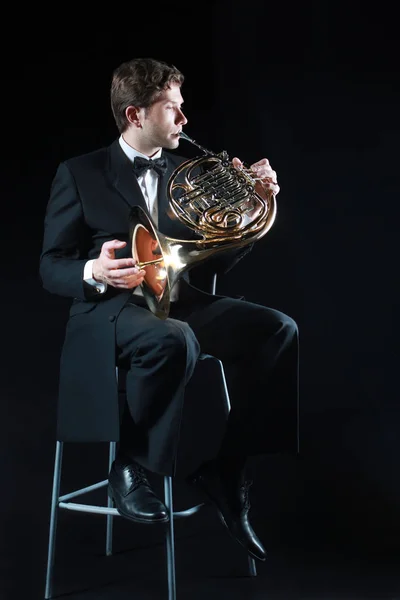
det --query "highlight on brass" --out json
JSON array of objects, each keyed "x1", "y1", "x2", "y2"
[{"x1": 129, "y1": 131, "x2": 277, "y2": 319}]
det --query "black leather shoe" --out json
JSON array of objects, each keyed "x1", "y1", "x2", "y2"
[
  {"x1": 108, "y1": 457, "x2": 169, "y2": 524},
  {"x1": 187, "y1": 463, "x2": 266, "y2": 561}
]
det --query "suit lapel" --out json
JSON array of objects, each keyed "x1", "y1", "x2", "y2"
[
  {"x1": 157, "y1": 152, "x2": 197, "y2": 240},
  {"x1": 107, "y1": 140, "x2": 148, "y2": 212},
  {"x1": 157, "y1": 154, "x2": 178, "y2": 235},
  {"x1": 107, "y1": 140, "x2": 194, "y2": 240}
]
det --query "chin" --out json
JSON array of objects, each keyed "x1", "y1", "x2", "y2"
[{"x1": 165, "y1": 137, "x2": 179, "y2": 150}]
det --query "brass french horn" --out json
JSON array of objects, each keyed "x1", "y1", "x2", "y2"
[{"x1": 129, "y1": 131, "x2": 277, "y2": 319}]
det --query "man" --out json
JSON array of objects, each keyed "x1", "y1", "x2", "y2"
[{"x1": 40, "y1": 57, "x2": 299, "y2": 562}]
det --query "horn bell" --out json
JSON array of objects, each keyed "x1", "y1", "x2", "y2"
[{"x1": 129, "y1": 206, "x2": 216, "y2": 320}]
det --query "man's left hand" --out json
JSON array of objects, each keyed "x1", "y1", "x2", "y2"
[{"x1": 232, "y1": 157, "x2": 280, "y2": 196}]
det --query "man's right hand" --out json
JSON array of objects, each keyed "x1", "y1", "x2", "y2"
[{"x1": 92, "y1": 240, "x2": 146, "y2": 289}]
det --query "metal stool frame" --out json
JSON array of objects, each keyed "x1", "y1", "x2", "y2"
[{"x1": 44, "y1": 356, "x2": 257, "y2": 599}]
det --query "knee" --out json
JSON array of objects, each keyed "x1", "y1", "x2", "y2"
[
  {"x1": 158, "y1": 325, "x2": 187, "y2": 358},
  {"x1": 160, "y1": 321, "x2": 200, "y2": 362},
  {"x1": 260, "y1": 309, "x2": 298, "y2": 341},
  {"x1": 280, "y1": 314, "x2": 298, "y2": 340}
]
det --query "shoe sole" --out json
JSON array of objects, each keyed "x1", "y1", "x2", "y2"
[{"x1": 108, "y1": 489, "x2": 170, "y2": 525}]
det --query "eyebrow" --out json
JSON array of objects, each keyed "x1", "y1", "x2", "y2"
[{"x1": 164, "y1": 100, "x2": 184, "y2": 106}]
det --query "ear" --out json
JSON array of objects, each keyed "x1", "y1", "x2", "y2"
[{"x1": 125, "y1": 106, "x2": 143, "y2": 128}]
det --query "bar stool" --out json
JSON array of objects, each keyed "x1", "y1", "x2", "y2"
[{"x1": 44, "y1": 353, "x2": 257, "y2": 600}]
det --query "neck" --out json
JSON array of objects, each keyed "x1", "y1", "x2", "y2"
[{"x1": 122, "y1": 131, "x2": 161, "y2": 158}]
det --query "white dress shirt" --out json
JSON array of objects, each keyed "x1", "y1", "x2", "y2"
[{"x1": 83, "y1": 135, "x2": 179, "y2": 301}]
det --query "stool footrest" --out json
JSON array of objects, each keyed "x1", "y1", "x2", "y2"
[
  {"x1": 59, "y1": 479, "x2": 108, "y2": 502},
  {"x1": 173, "y1": 503, "x2": 205, "y2": 518},
  {"x1": 59, "y1": 502, "x2": 118, "y2": 515},
  {"x1": 58, "y1": 501, "x2": 205, "y2": 518}
]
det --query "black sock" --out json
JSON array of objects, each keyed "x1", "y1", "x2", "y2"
[{"x1": 115, "y1": 449, "x2": 139, "y2": 469}]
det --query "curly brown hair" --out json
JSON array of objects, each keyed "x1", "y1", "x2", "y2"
[{"x1": 110, "y1": 57, "x2": 185, "y2": 133}]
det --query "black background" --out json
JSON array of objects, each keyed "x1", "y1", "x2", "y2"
[{"x1": 1, "y1": 2, "x2": 399, "y2": 598}]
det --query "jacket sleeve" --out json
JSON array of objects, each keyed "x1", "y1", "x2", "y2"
[{"x1": 39, "y1": 162, "x2": 99, "y2": 301}]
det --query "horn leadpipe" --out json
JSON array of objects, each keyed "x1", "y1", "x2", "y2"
[
  {"x1": 179, "y1": 131, "x2": 215, "y2": 156},
  {"x1": 179, "y1": 131, "x2": 258, "y2": 187}
]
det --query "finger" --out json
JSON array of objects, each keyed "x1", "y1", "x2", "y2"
[
  {"x1": 109, "y1": 267, "x2": 142, "y2": 278},
  {"x1": 264, "y1": 183, "x2": 280, "y2": 195},
  {"x1": 260, "y1": 170, "x2": 277, "y2": 183},
  {"x1": 113, "y1": 281, "x2": 139, "y2": 289},
  {"x1": 111, "y1": 258, "x2": 137, "y2": 269},
  {"x1": 103, "y1": 239, "x2": 127, "y2": 258},
  {"x1": 125, "y1": 270, "x2": 146, "y2": 281},
  {"x1": 103, "y1": 239, "x2": 127, "y2": 250},
  {"x1": 253, "y1": 166, "x2": 277, "y2": 182},
  {"x1": 252, "y1": 166, "x2": 273, "y2": 178},
  {"x1": 251, "y1": 158, "x2": 269, "y2": 171},
  {"x1": 114, "y1": 274, "x2": 146, "y2": 288},
  {"x1": 232, "y1": 157, "x2": 243, "y2": 168}
]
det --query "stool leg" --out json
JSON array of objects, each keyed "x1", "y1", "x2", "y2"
[
  {"x1": 44, "y1": 441, "x2": 64, "y2": 599},
  {"x1": 106, "y1": 441, "x2": 116, "y2": 556},
  {"x1": 219, "y1": 360, "x2": 258, "y2": 577},
  {"x1": 248, "y1": 556, "x2": 257, "y2": 576},
  {"x1": 217, "y1": 359, "x2": 231, "y2": 416},
  {"x1": 164, "y1": 476, "x2": 176, "y2": 600}
]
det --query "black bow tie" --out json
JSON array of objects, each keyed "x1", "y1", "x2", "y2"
[{"x1": 132, "y1": 156, "x2": 168, "y2": 178}]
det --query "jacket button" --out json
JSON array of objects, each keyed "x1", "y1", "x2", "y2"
[{"x1": 109, "y1": 315, "x2": 116, "y2": 322}]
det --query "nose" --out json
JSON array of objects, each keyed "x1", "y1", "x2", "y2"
[{"x1": 177, "y1": 109, "x2": 187, "y2": 126}]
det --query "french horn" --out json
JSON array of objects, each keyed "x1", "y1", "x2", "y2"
[{"x1": 129, "y1": 131, "x2": 277, "y2": 319}]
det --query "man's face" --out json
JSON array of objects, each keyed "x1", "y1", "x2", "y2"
[{"x1": 139, "y1": 83, "x2": 188, "y2": 152}]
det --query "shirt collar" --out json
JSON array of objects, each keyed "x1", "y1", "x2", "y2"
[{"x1": 119, "y1": 135, "x2": 163, "y2": 163}]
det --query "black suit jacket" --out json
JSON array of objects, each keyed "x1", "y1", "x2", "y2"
[{"x1": 40, "y1": 139, "x2": 253, "y2": 442}]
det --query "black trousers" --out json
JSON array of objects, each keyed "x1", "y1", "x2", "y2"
[{"x1": 116, "y1": 293, "x2": 299, "y2": 476}]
